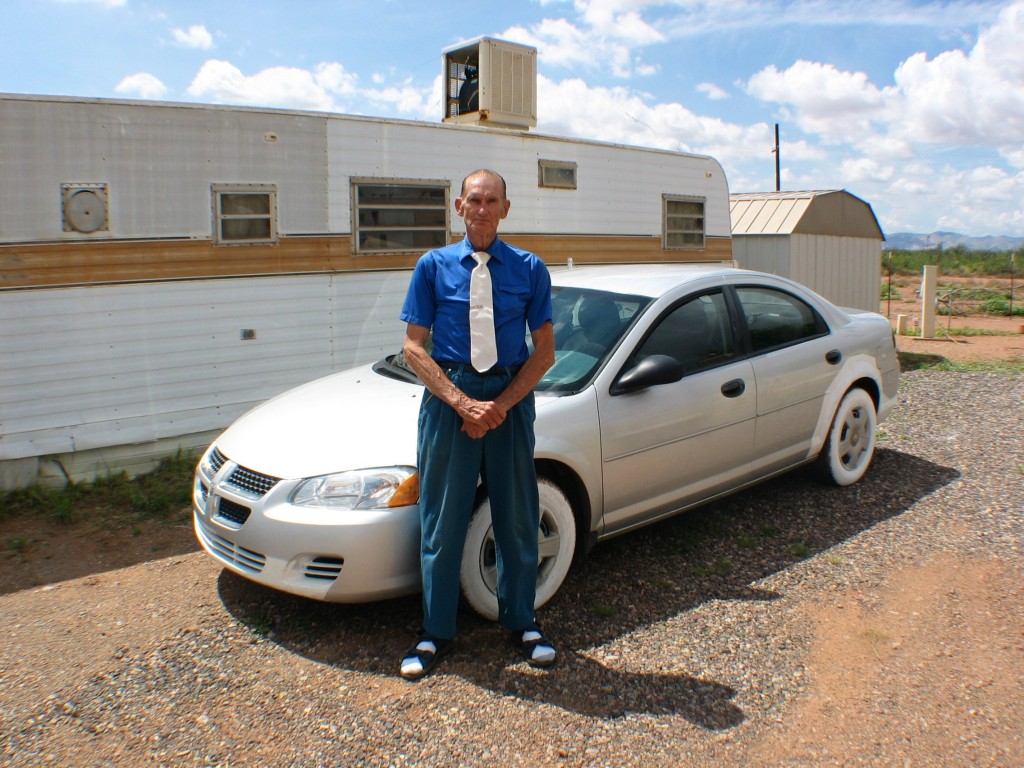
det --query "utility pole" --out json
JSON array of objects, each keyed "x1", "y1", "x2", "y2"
[{"x1": 773, "y1": 123, "x2": 781, "y2": 192}]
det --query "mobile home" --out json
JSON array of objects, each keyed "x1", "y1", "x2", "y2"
[{"x1": 0, "y1": 37, "x2": 733, "y2": 489}]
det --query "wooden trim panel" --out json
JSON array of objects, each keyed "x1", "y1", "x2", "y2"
[{"x1": 1, "y1": 235, "x2": 733, "y2": 289}]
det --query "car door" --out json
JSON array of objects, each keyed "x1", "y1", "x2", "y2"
[
  {"x1": 733, "y1": 284, "x2": 839, "y2": 472},
  {"x1": 598, "y1": 290, "x2": 758, "y2": 534}
]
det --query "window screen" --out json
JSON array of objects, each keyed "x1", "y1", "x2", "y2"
[
  {"x1": 213, "y1": 184, "x2": 277, "y2": 245},
  {"x1": 663, "y1": 196, "x2": 705, "y2": 249},
  {"x1": 353, "y1": 180, "x2": 449, "y2": 254}
]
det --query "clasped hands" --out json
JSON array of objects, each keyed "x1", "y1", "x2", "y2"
[{"x1": 460, "y1": 398, "x2": 507, "y2": 439}]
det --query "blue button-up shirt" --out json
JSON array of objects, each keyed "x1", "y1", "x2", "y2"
[{"x1": 400, "y1": 237, "x2": 552, "y2": 367}]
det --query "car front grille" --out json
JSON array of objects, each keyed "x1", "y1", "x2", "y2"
[
  {"x1": 195, "y1": 516, "x2": 266, "y2": 574},
  {"x1": 216, "y1": 498, "x2": 252, "y2": 526},
  {"x1": 209, "y1": 447, "x2": 228, "y2": 475},
  {"x1": 207, "y1": 446, "x2": 281, "y2": 499},
  {"x1": 224, "y1": 465, "x2": 280, "y2": 497}
]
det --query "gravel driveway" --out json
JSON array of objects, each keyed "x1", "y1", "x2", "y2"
[{"x1": 2, "y1": 370, "x2": 1022, "y2": 767}]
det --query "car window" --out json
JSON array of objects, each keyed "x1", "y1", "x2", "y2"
[
  {"x1": 632, "y1": 290, "x2": 736, "y2": 373},
  {"x1": 538, "y1": 286, "x2": 650, "y2": 393},
  {"x1": 735, "y1": 286, "x2": 826, "y2": 353}
]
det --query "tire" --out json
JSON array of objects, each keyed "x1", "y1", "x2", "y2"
[
  {"x1": 460, "y1": 478, "x2": 577, "y2": 620},
  {"x1": 818, "y1": 387, "x2": 878, "y2": 486}
]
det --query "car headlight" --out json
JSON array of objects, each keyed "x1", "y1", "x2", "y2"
[{"x1": 291, "y1": 467, "x2": 419, "y2": 510}]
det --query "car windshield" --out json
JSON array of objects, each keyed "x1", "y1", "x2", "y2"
[
  {"x1": 377, "y1": 286, "x2": 651, "y2": 393},
  {"x1": 539, "y1": 286, "x2": 650, "y2": 392}
]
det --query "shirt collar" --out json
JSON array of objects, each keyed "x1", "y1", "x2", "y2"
[{"x1": 460, "y1": 236, "x2": 504, "y2": 264}]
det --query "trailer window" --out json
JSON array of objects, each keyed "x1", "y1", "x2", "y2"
[
  {"x1": 663, "y1": 195, "x2": 705, "y2": 250},
  {"x1": 213, "y1": 184, "x2": 277, "y2": 245},
  {"x1": 353, "y1": 180, "x2": 449, "y2": 254},
  {"x1": 538, "y1": 160, "x2": 577, "y2": 190}
]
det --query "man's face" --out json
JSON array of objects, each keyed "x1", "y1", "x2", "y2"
[{"x1": 455, "y1": 173, "x2": 510, "y2": 250}]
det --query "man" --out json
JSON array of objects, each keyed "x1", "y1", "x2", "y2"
[{"x1": 398, "y1": 169, "x2": 556, "y2": 680}]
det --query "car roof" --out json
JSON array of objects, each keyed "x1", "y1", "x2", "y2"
[{"x1": 549, "y1": 263, "x2": 745, "y2": 298}]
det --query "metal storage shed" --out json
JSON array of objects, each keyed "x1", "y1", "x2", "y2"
[{"x1": 729, "y1": 190, "x2": 884, "y2": 312}]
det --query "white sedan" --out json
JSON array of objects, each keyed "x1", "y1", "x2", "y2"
[{"x1": 193, "y1": 265, "x2": 899, "y2": 619}]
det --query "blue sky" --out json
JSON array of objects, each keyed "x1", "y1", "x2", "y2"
[{"x1": 5, "y1": 0, "x2": 1024, "y2": 237}]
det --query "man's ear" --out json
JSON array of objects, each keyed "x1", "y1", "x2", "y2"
[
  {"x1": 500, "y1": 200, "x2": 511, "y2": 219},
  {"x1": 454, "y1": 196, "x2": 465, "y2": 218}
]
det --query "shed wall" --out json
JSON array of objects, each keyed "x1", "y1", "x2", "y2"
[{"x1": 733, "y1": 234, "x2": 880, "y2": 312}]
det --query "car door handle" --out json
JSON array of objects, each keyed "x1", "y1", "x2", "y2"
[
  {"x1": 825, "y1": 349, "x2": 842, "y2": 365},
  {"x1": 721, "y1": 379, "x2": 745, "y2": 398}
]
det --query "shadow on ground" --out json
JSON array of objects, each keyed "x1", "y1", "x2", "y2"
[{"x1": 217, "y1": 447, "x2": 958, "y2": 726}]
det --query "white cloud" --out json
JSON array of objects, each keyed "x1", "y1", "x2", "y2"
[
  {"x1": 187, "y1": 60, "x2": 358, "y2": 111},
  {"x1": 534, "y1": 74, "x2": 769, "y2": 162},
  {"x1": 502, "y1": 0, "x2": 664, "y2": 78},
  {"x1": 114, "y1": 72, "x2": 167, "y2": 100},
  {"x1": 697, "y1": 82, "x2": 728, "y2": 100},
  {"x1": 56, "y1": 0, "x2": 126, "y2": 7},
  {"x1": 745, "y1": 60, "x2": 894, "y2": 142},
  {"x1": 840, "y1": 157, "x2": 895, "y2": 184},
  {"x1": 171, "y1": 24, "x2": 214, "y2": 50}
]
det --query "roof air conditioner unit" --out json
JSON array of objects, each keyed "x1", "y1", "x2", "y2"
[{"x1": 442, "y1": 37, "x2": 537, "y2": 131}]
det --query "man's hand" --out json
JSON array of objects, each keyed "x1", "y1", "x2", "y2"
[{"x1": 460, "y1": 398, "x2": 506, "y2": 438}]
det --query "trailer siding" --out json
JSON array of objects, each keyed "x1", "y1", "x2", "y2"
[
  {"x1": 1, "y1": 93, "x2": 735, "y2": 487},
  {"x1": 0, "y1": 272, "x2": 410, "y2": 463}
]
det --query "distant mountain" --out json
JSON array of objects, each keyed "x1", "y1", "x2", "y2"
[{"x1": 884, "y1": 231, "x2": 1024, "y2": 251}]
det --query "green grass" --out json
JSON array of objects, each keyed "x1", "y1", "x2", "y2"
[
  {"x1": 884, "y1": 247, "x2": 1021, "y2": 277},
  {"x1": 0, "y1": 451, "x2": 196, "y2": 524},
  {"x1": 900, "y1": 326, "x2": 1015, "y2": 339}
]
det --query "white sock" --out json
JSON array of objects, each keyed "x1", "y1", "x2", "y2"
[
  {"x1": 523, "y1": 630, "x2": 556, "y2": 663},
  {"x1": 400, "y1": 639, "x2": 437, "y2": 677}
]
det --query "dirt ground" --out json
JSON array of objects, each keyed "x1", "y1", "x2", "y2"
[
  {"x1": 883, "y1": 274, "x2": 1024, "y2": 364},
  {"x1": 1, "y1": 276, "x2": 1022, "y2": 767},
  {"x1": 1, "y1": 273, "x2": 1021, "y2": 596}
]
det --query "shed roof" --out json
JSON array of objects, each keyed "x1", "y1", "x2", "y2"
[{"x1": 729, "y1": 189, "x2": 885, "y2": 240}]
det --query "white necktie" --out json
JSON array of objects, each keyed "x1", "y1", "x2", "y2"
[{"x1": 469, "y1": 251, "x2": 498, "y2": 372}]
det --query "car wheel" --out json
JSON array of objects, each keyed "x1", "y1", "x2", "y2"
[
  {"x1": 818, "y1": 387, "x2": 877, "y2": 486},
  {"x1": 460, "y1": 478, "x2": 577, "y2": 621}
]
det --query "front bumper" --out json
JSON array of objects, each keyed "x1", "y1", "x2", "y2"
[{"x1": 192, "y1": 450, "x2": 421, "y2": 603}]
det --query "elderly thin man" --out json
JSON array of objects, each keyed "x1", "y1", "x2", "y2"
[{"x1": 398, "y1": 169, "x2": 557, "y2": 680}]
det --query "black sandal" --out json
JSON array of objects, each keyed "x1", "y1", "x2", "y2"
[
  {"x1": 513, "y1": 623, "x2": 557, "y2": 668},
  {"x1": 399, "y1": 633, "x2": 457, "y2": 681}
]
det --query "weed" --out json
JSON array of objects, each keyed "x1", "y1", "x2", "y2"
[
  {"x1": 0, "y1": 451, "x2": 196, "y2": 524},
  {"x1": 880, "y1": 282, "x2": 901, "y2": 301},
  {"x1": 5, "y1": 536, "x2": 30, "y2": 557},
  {"x1": 693, "y1": 557, "x2": 734, "y2": 577},
  {"x1": 590, "y1": 604, "x2": 618, "y2": 618},
  {"x1": 736, "y1": 532, "x2": 758, "y2": 549},
  {"x1": 788, "y1": 541, "x2": 811, "y2": 558}
]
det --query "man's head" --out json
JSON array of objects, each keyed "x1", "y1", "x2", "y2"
[{"x1": 455, "y1": 169, "x2": 510, "y2": 251}]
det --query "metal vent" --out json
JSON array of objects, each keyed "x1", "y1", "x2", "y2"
[
  {"x1": 304, "y1": 557, "x2": 345, "y2": 582},
  {"x1": 196, "y1": 518, "x2": 266, "y2": 574},
  {"x1": 62, "y1": 183, "x2": 109, "y2": 233}
]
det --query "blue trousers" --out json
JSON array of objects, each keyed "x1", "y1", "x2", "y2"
[{"x1": 416, "y1": 367, "x2": 539, "y2": 639}]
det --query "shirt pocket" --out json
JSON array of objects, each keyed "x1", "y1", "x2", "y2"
[{"x1": 494, "y1": 282, "x2": 531, "y2": 324}]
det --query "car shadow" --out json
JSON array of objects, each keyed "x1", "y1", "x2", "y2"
[{"x1": 216, "y1": 447, "x2": 959, "y2": 726}]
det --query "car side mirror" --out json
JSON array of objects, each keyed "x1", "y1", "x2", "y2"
[{"x1": 611, "y1": 354, "x2": 685, "y2": 395}]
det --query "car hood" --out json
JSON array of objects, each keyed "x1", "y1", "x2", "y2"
[{"x1": 214, "y1": 363, "x2": 424, "y2": 481}]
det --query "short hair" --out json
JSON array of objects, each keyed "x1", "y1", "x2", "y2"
[{"x1": 461, "y1": 169, "x2": 507, "y2": 199}]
